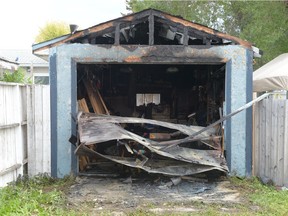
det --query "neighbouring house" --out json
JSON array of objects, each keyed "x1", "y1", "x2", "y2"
[
  {"x1": 33, "y1": 9, "x2": 261, "y2": 178},
  {"x1": 0, "y1": 49, "x2": 49, "y2": 84},
  {"x1": 0, "y1": 56, "x2": 18, "y2": 78}
]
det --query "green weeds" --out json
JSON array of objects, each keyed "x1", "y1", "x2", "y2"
[
  {"x1": 0, "y1": 174, "x2": 76, "y2": 216},
  {"x1": 230, "y1": 177, "x2": 288, "y2": 215}
]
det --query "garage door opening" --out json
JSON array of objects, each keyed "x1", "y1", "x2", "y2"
[{"x1": 75, "y1": 63, "x2": 227, "y2": 177}]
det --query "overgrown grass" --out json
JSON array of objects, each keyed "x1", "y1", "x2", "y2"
[
  {"x1": 230, "y1": 177, "x2": 288, "y2": 215},
  {"x1": 0, "y1": 174, "x2": 76, "y2": 216}
]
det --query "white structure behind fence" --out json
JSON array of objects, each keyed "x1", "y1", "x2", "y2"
[
  {"x1": 0, "y1": 82, "x2": 50, "y2": 187},
  {"x1": 254, "y1": 97, "x2": 288, "y2": 187}
]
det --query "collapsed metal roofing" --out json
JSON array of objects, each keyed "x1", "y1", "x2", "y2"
[
  {"x1": 76, "y1": 112, "x2": 228, "y2": 176},
  {"x1": 33, "y1": 8, "x2": 253, "y2": 54}
]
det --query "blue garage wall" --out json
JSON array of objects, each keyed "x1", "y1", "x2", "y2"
[{"x1": 49, "y1": 44, "x2": 253, "y2": 178}]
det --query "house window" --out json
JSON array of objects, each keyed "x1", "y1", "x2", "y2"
[{"x1": 34, "y1": 75, "x2": 49, "y2": 85}]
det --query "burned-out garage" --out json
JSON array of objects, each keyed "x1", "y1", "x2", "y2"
[{"x1": 33, "y1": 9, "x2": 258, "y2": 178}]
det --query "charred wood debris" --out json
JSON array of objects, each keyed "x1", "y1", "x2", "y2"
[{"x1": 73, "y1": 75, "x2": 228, "y2": 182}]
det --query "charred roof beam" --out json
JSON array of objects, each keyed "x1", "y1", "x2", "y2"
[
  {"x1": 33, "y1": 9, "x2": 253, "y2": 53},
  {"x1": 83, "y1": 18, "x2": 149, "y2": 45},
  {"x1": 114, "y1": 23, "x2": 120, "y2": 45},
  {"x1": 149, "y1": 13, "x2": 154, "y2": 45},
  {"x1": 183, "y1": 27, "x2": 189, "y2": 46}
]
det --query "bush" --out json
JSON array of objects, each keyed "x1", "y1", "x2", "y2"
[{"x1": 0, "y1": 68, "x2": 31, "y2": 84}]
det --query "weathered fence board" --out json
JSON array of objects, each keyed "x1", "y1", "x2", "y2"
[
  {"x1": 0, "y1": 82, "x2": 50, "y2": 187},
  {"x1": 284, "y1": 100, "x2": 288, "y2": 185},
  {"x1": 254, "y1": 97, "x2": 288, "y2": 186},
  {"x1": 2, "y1": 80, "x2": 288, "y2": 187},
  {"x1": 27, "y1": 85, "x2": 51, "y2": 176},
  {"x1": 0, "y1": 83, "x2": 26, "y2": 187}
]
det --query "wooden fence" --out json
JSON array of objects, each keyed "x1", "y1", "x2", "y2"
[
  {"x1": 2, "y1": 81, "x2": 288, "y2": 187},
  {"x1": 0, "y1": 82, "x2": 50, "y2": 187},
  {"x1": 254, "y1": 96, "x2": 288, "y2": 186}
]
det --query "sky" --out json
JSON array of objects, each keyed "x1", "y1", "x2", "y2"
[{"x1": 0, "y1": 0, "x2": 128, "y2": 50}]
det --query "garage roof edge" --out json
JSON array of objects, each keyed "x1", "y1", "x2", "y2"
[{"x1": 32, "y1": 8, "x2": 256, "y2": 54}]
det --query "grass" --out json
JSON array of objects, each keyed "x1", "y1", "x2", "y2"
[
  {"x1": 229, "y1": 177, "x2": 288, "y2": 216},
  {"x1": 0, "y1": 175, "x2": 287, "y2": 216},
  {"x1": 0, "y1": 174, "x2": 77, "y2": 216}
]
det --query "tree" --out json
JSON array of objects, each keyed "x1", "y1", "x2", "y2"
[
  {"x1": 229, "y1": 1, "x2": 288, "y2": 68},
  {"x1": 126, "y1": 0, "x2": 228, "y2": 31},
  {"x1": 126, "y1": 0, "x2": 288, "y2": 68},
  {"x1": 35, "y1": 21, "x2": 70, "y2": 43}
]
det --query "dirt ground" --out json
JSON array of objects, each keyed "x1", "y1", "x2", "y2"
[{"x1": 67, "y1": 175, "x2": 241, "y2": 215}]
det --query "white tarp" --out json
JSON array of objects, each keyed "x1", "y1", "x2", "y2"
[{"x1": 253, "y1": 53, "x2": 288, "y2": 92}]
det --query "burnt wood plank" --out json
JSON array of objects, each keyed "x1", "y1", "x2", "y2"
[
  {"x1": 77, "y1": 98, "x2": 91, "y2": 171},
  {"x1": 83, "y1": 79, "x2": 109, "y2": 115},
  {"x1": 78, "y1": 98, "x2": 89, "y2": 112}
]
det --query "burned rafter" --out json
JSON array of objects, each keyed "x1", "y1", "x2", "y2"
[
  {"x1": 114, "y1": 23, "x2": 120, "y2": 45},
  {"x1": 183, "y1": 27, "x2": 189, "y2": 46},
  {"x1": 148, "y1": 13, "x2": 154, "y2": 45},
  {"x1": 33, "y1": 8, "x2": 252, "y2": 52},
  {"x1": 71, "y1": 14, "x2": 152, "y2": 45}
]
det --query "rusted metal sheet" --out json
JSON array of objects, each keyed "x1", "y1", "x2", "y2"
[{"x1": 76, "y1": 112, "x2": 228, "y2": 176}]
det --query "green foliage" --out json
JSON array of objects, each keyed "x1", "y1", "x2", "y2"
[
  {"x1": 0, "y1": 68, "x2": 31, "y2": 84},
  {"x1": 0, "y1": 174, "x2": 76, "y2": 216},
  {"x1": 35, "y1": 21, "x2": 70, "y2": 43},
  {"x1": 127, "y1": 0, "x2": 229, "y2": 31},
  {"x1": 126, "y1": 0, "x2": 288, "y2": 68},
  {"x1": 230, "y1": 1, "x2": 288, "y2": 68}
]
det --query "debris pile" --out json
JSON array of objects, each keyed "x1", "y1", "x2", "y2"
[
  {"x1": 74, "y1": 78, "x2": 228, "y2": 177},
  {"x1": 75, "y1": 112, "x2": 227, "y2": 176}
]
